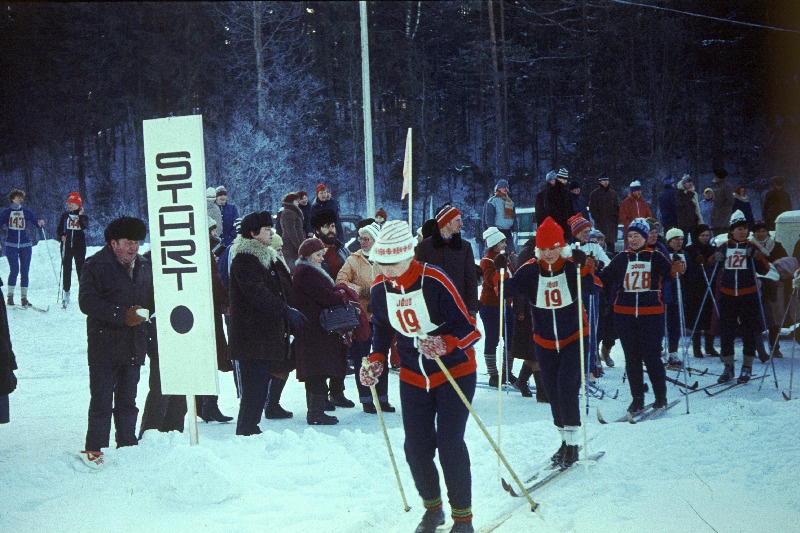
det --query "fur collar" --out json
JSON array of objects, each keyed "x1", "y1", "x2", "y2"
[
  {"x1": 230, "y1": 236, "x2": 279, "y2": 272},
  {"x1": 296, "y1": 258, "x2": 335, "y2": 286}
]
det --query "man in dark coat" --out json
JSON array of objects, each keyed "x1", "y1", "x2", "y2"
[
  {"x1": 228, "y1": 211, "x2": 305, "y2": 436},
  {"x1": 416, "y1": 206, "x2": 480, "y2": 315},
  {"x1": 540, "y1": 168, "x2": 575, "y2": 237},
  {"x1": 588, "y1": 177, "x2": 620, "y2": 254},
  {"x1": 311, "y1": 209, "x2": 350, "y2": 280},
  {"x1": 297, "y1": 190, "x2": 314, "y2": 237},
  {"x1": 710, "y1": 168, "x2": 734, "y2": 237},
  {"x1": 658, "y1": 176, "x2": 678, "y2": 230},
  {"x1": 675, "y1": 174, "x2": 701, "y2": 238},
  {"x1": 535, "y1": 171, "x2": 557, "y2": 227},
  {"x1": 78, "y1": 216, "x2": 153, "y2": 468},
  {"x1": 215, "y1": 185, "x2": 241, "y2": 247},
  {"x1": 309, "y1": 183, "x2": 344, "y2": 240},
  {"x1": 763, "y1": 176, "x2": 792, "y2": 231},
  {"x1": 568, "y1": 181, "x2": 591, "y2": 223},
  {"x1": 0, "y1": 278, "x2": 17, "y2": 423},
  {"x1": 277, "y1": 192, "x2": 305, "y2": 272}
]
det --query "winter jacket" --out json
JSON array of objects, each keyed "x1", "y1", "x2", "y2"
[
  {"x1": 618, "y1": 194, "x2": 653, "y2": 234},
  {"x1": 699, "y1": 198, "x2": 714, "y2": 227},
  {"x1": 675, "y1": 188, "x2": 701, "y2": 233},
  {"x1": 658, "y1": 185, "x2": 678, "y2": 228},
  {"x1": 0, "y1": 206, "x2": 40, "y2": 248},
  {"x1": 715, "y1": 239, "x2": 770, "y2": 297},
  {"x1": 277, "y1": 202, "x2": 305, "y2": 272},
  {"x1": 310, "y1": 196, "x2": 343, "y2": 239},
  {"x1": 415, "y1": 229, "x2": 480, "y2": 314},
  {"x1": 56, "y1": 209, "x2": 88, "y2": 250},
  {"x1": 479, "y1": 250, "x2": 513, "y2": 307},
  {"x1": 483, "y1": 192, "x2": 515, "y2": 231},
  {"x1": 600, "y1": 245, "x2": 672, "y2": 317},
  {"x1": 588, "y1": 185, "x2": 620, "y2": 244},
  {"x1": 710, "y1": 180, "x2": 734, "y2": 231},
  {"x1": 335, "y1": 249, "x2": 379, "y2": 319},
  {"x1": 218, "y1": 202, "x2": 240, "y2": 247},
  {"x1": 571, "y1": 192, "x2": 592, "y2": 224},
  {"x1": 291, "y1": 260, "x2": 348, "y2": 381},
  {"x1": 298, "y1": 202, "x2": 313, "y2": 237},
  {"x1": 368, "y1": 259, "x2": 480, "y2": 389},
  {"x1": 228, "y1": 237, "x2": 291, "y2": 362},
  {"x1": 79, "y1": 245, "x2": 154, "y2": 367},
  {"x1": 207, "y1": 202, "x2": 222, "y2": 238},
  {"x1": 209, "y1": 249, "x2": 233, "y2": 372},
  {"x1": 684, "y1": 240, "x2": 717, "y2": 328},
  {"x1": 535, "y1": 181, "x2": 574, "y2": 235},
  {"x1": 0, "y1": 280, "x2": 17, "y2": 395},
  {"x1": 750, "y1": 235, "x2": 787, "y2": 262},
  {"x1": 732, "y1": 193, "x2": 754, "y2": 229},
  {"x1": 504, "y1": 255, "x2": 599, "y2": 351},
  {"x1": 763, "y1": 188, "x2": 792, "y2": 231}
]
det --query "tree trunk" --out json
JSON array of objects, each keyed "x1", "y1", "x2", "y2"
[{"x1": 253, "y1": 2, "x2": 267, "y2": 131}]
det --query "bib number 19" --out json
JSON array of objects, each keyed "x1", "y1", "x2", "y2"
[{"x1": 396, "y1": 309, "x2": 420, "y2": 334}]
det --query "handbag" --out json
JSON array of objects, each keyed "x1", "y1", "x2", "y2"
[{"x1": 319, "y1": 304, "x2": 361, "y2": 334}]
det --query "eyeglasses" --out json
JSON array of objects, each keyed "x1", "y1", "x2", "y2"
[{"x1": 358, "y1": 236, "x2": 372, "y2": 242}]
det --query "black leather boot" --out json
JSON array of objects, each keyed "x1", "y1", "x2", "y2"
[{"x1": 264, "y1": 377, "x2": 293, "y2": 419}]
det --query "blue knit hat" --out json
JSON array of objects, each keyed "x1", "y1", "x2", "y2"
[
  {"x1": 495, "y1": 179, "x2": 509, "y2": 190},
  {"x1": 627, "y1": 218, "x2": 650, "y2": 240},
  {"x1": 546, "y1": 170, "x2": 557, "y2": 183}
]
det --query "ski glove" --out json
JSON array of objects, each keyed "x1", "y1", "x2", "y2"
[
  {"x1": 746, "y1": 245, "x2": 763, "y2": 261},
  {"x1": 359, "y1": 360, "x2": 384, "y2": 387},
  {"x1": 284, "y1": 306, "x2": 308, "y2": 330},
  {"x1": 419, "y1": 335, "x2": 449, "y2": 359},
  {"x1": 124, "y1": 306, "x2": 147, "y2": 327},
  {"x1": 493, "y1": 252, "x2": 508, "y2": 271},
  {"x1": 671, "y1": 259, "x2": 686, "y2": 277},
  {"x1": 712, "y1": 251, "x2": 726, "y2": 264},
  {"x1": 571, "y1": 248, "x2": 587, "y2": 266}
]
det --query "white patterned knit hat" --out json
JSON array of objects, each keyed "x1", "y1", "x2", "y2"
[{"x1": 372, "y1": 220, "x2": 416, "y2": 264}]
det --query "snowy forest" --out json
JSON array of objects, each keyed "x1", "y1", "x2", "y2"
[{"x1": 1, "y1": 1, "x2": 799, "y2": 244}]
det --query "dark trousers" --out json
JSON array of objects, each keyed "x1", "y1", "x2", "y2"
[
  {"x1": 85, "y1": 364, "x2": 141, "y2": 451},
  {"x1": 235, "y1": 359, "x2": 271, "y2": 435},
  {"x1": 535, "y1": 341, "x2": 581, "y2": 427},
  {"x1": 720, "y1": 294, "x2": 761, "y2": 358},
  {"x1": 665, "y1": 301, "x2": 681, "y2": 353},
  {"x1": 616, "y1": 313, "x2": 667, "y2": 400},
  {"x1": 401, "y1": 373, "x2": 475, "y2": 511},
  {"x1": 61, "y1": 243, "x2": 86, "y2": 292},
  {"x1": 350, "y1": 337, "x2": 389, "y2": 404}
]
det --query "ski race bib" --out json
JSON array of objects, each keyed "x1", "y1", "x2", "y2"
[
  {"x1": 725, "y1": 248, "x2": 747, "y2": 270},
  {"x1": 66, "y1": 215, "x2": 82, "y2": 231},
  {"x1": 386, "y1": 288, "x2": 439, "y2": 338},
  {"x1": 8, "y1": 210, "x2": 25, "y2": 230},
  {"x1": 534, "y1": 271, "x2": 573, "y2": 309},
  {"x1": 624, "y1": 260, "x2": 651, "y2": 292}
]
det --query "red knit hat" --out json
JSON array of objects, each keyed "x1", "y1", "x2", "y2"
[
  {"x1": 66, "y1": 192, "x2": 83, "y2": 207},
  {"x1": 536, "y1": 217, "x2": 564, "y2": 248},
  {"x1": 436, "y1": 206, "x2": 462, "y2": 229},
  {"x1": 298, "y1": 237, "x2": 326, "y2": 258},
  {"x1": 568, "y1": 213, "x2": 590, "y2": 236},
  {"x1": 316, "y1": 183, "x2": 328, "y2": 196},
  {"x1": 375, "y1": 207, "x2": 388, "y2": 220}
]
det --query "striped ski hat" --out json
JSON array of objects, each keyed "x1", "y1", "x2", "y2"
[
  {"x1": 435, "y1": 206, "x2": 462, "y2": 229},
  {"x1": 372, "y1": 220, "x2": 416, "y2": 264}
]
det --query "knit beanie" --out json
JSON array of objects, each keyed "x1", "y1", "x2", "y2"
[
  {"x1": 359, "y1": 222, "x2": 381, "y2": 242},
  {"x1": 316, "y1": 183, "x2": 328, "y2": 196},
  {"x1": 482, "y1": 226, "x2": 505, "y2": 249},
  {"x1": 206, "y1": 187, "x2": 217, "y2": 200},
  {"x1": 375, "y1": 207, "x2": 388, "y2": 220},
  {"x1": 627, "y1": 218, "x2": 650, "y2": 240},
  {"x1": 729, "y1": 209, "x2": 748, "y2": 230},
  {"x1": 436, "y1": 206, "x2": 461, "y2": 229},
  {"x1": 557, "y1": 168, "x2": 569, "y2": 180},
  {"x1": 372, "y1": 220, "x2": 416, "y2": 264},
  {"x1": 630, "y1": 180, "x2": 642, "y2": 192},
  {"x1": 535, "y1": 217, "x2": 564, "y2": 249},
  {"x1": 215, "y1": 185, "x2": 227, "y2": 197},
  {"x1": 546, "y1": 170, "x2": 557, "y2": 183},
  {"x1": 665, "y1": 228, "x2": 684, "y2": 243},
  {"x1": 66, "y1": 192, "x2": 82, "y2": 206},
  {"x1": 568, "y1": 214, "x2": 591, "y2": 237},
  {"x1": 495, "y1": 179, "x2": 509, "y2": 190}
]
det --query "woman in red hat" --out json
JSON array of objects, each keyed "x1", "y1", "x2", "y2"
[
  {"x1": 56, "y1": 192, "x2": 88, "y2": 309},
  {"x1": 497, "y1": 216, "x2": 600, "y2": 468}
]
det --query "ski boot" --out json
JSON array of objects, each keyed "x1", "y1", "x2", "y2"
[
  {"x1": 666, "y1": 353, "x2": 683, "y2": 370},
  {"x1": 6, "y1": 295, "x2": 13, "y2": 307},
  {"x1": 515, "y1": 365, "x2": 533, "y2": 397},
  {"x1": 551, "y1": 441, "x2": 567, "y2": 466},
  {"x1": 62, "y1": 290, "x2": 70, "y2": 310},
  {"x1": 718, "y1": 364, "x2": 735, "y2": 384},
  {"x1": 653, "y1": 395, "x2": 668, "y2": 409},
  {"x1": 737, "y1": 366, "x2": 752, "y2": 384},
  {"x1": 450, "y1": 521, "x2": 474, "y2": 533},
  {"x1": 488, "y1": 372, "x2": 499, "y2": 388},
  {"x1": 704, "y1": 333, "x2": 720, "y2": 358},
  {"x1": 692, "y1": 331, "x2": 703, "y2": 358},
  {"x1": 561, "y1": 445, "x2": 579, "y2": 468},
  {"x1": 20, "y1": 298, "x2": 30, "y2": 307},
  {"x1": 627, "y1": 395, "x2": 645, "y2": 414},
  {"x1": 601, "y1": 344, "x2": 615, "y2": 367},
  {"x1": 414, "y1": 507, "x2": 445, "y2": 533}
]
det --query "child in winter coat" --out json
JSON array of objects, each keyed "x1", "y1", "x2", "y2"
[
  {"x1": 56, "y1": 192, "x2": 88, "y2": 309},
  {"x1": 663, "y1": 228, "x2": 687, "y2": 367},
  {"x1": 0, "y1": 189, "x2": 45, "y2": 307},
  {"x1": 479, "y1": 226, "x2": 515, "y2": 387}
]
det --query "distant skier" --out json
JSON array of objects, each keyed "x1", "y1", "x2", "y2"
[
  {"x1": 0, "y1": 189, "x2": 45, "y2": 307},
  {"x1": 56, "y1": 192, "x2": 88, "y2": 309}
]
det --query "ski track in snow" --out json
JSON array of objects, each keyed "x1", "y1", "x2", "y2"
[{"x1": 1, "y1": 242, "x2": 799, "y2": 532}]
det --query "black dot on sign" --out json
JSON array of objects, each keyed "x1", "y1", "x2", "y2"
[{"x1": 170, "y1": 305, "x2": 194, "y2": 334}]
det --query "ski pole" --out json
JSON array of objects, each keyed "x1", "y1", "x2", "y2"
[
  {"x1": 40, "y1": 227, "x2": 60, "y2": 287},
  {"x1": 575, "y1": 259, "x2": 590, "y2": 465},
  {"x1": 758, "y1": 282, "x2": 797, "y2": 391},
  {"x1": 688, "y1": 260, "x2": 719, "y2": 341},
  {"x1": 699, "y1": 258, "x2": 721, "y2": 320},
  {"x1": 751, "y1": 256, "x2": 779, "y2": 390},
  {"x1": 673, "y1": 254, "x2": 690, "y2": 414},
  {"x1": 783, "y1": 287, "x2": 798, "y2": 400},
  {"x1": 496, "y1": 267, "x2": 506, "y2": 472},
  {"x1": 428, "y1": 347, "x2": 538, "y2": 511},
  {"x1": 57, "y1": 240, "x2": 64, "y2": 305},
  {"x1": 362, "y1": 358, "x2": 410, "y2": 512}
]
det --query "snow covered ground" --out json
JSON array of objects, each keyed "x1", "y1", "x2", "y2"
[{"x1": 1, "y1": 240, "x2": 800, "y2": 532}]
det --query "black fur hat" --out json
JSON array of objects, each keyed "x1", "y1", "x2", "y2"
[
  {"x1": 104, "y1": 216, "x2": 147, "y2": 243},
  {"x1": 239, "y1": 211, "x2": 273, "y2": 238},
  {"x1": 310, "y1": 209, "x2": 337, "y2": 230}
]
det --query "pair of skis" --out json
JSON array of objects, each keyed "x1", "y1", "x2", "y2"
[
  {"x1": 595, "y1": 399, "x2": 681, "y2": 425},
  {"x1": 8, "y1": 303, "x2": 49, "y2": 313}
]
